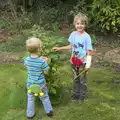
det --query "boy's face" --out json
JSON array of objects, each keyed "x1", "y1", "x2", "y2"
[{"x1": 75, "y1": 19, "x2": 85, "y2": 33}]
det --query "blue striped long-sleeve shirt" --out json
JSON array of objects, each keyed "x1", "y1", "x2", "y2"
[{"x1": 24, "y1": 56, "x2": 49, "y2": 85}]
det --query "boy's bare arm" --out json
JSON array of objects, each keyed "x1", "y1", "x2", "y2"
[
  {"x1": 44, "y1": 70, "x2": 49, "y2": 74},
  {"x1": 53, "y1": 44, "x2": 72, "y2": 51}
]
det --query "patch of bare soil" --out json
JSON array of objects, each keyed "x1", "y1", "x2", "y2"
[
  {"x1": 0, "y1": 29, "x2": 22, "y2": 64},
  {"x1": 0, "y1": 52, "x2": 22, "y2": 64},
  {"x1": 104, "y1": 47, "x2": 120, "y2": 64},
  {"x1": 0, "y1": 29, "x2": 15, "y2": 43},
  {"x1": 59, "y1": 27, "x2": 71, "y2": 38}
]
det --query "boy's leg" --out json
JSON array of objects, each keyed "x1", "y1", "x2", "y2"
[
  {"x1": 79, "y1": 68, "x2": 87, "y2": 101},
  {"x1": 39, "y1": 85, "x2": 53, "y2": 116},
  {"x1": 26, "y1": 93, "x2": 36, "y2": 118},
  {"x1": 72, "y1": 64, "x2": 80, "y2": 100}
]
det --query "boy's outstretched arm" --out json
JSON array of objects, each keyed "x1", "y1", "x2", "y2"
[{"x1": 53, "y1": 44, "x2": 72, "y2": 51}]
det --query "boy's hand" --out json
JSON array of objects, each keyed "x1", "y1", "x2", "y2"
[
  {"x1": 44, "y1": 70, "x2": 48, "y2": 74},
  {"x1": 88, "y1": 49, "x2": 96, "y2": 55},
  {"x1": 52, "y1": 47, "x2": 60, "y2": 51},
  {"x1": 40, "y1": 56, "x2": 48, "y2": 62},
  {"x1": 85, "y1": 68, "x2": 89, "y2": 72}
]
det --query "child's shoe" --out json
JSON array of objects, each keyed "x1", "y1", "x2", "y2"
[
  {"x1": 78, "y1": 96, "x2": 85, "y2": 103},
  {"x1": 28, "y1": 118, "x2": 33, "y2": 120},
  {"x1": 46, "y1": 111, "x2": 53, "y2": 117},
  {"x1": 71, "y1": 94, "x2": 79, "y2": 101},
  {"x1": 27, "y1": 114, "x2": 36, "y2": 120}
]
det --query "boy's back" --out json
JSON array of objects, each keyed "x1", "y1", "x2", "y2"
[{"x1": 24, "y1": 56, "x2": 49, "y2": 85}]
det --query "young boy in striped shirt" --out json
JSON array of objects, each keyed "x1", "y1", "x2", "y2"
[{"x1": 24, "y1": 37, "x2": 53, "y2": 120}]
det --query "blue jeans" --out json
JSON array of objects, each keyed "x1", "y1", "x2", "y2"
[{"x1": 26, "y1": 83, "x2": 53, "y2": 117}]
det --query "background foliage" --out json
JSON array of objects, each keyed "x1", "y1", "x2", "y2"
[{"x1": 0, "y1": 0, "x2": 120, "y2": 33}]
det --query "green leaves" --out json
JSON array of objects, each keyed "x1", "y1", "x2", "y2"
[
  {"x1": 70, "y1": 0, "x2": 88, "y2": 16},
  {"x1": 30, "y1": 28, "x2": 70, "y2": 95},
  {"x1": 50, "y1": 87, "x2": 56, "y2": 94},
  {"x1": 91, "y1": 0, "x2": 120, "y2": 33},
  {"x1": 90, "y1": 34, "x2": 97, "y2": 45}
]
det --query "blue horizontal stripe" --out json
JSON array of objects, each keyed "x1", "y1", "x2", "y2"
[
  {"x1": 28, "y1": 75, "x2": 42, "y2": 78},
  {"x1": 28, "y1": 76, "x2": 44, "y2": 79},
  {"x1": 27, "y1": 64, "x2": 41, "y2": 68},
  {"x1": 28, "y1": 71, "x2": 42, "y2": 74},
  {"x1": 28, "y1": 69, "x2": 42, "y2": 72},
  {"x1": 27, "y1": 59, "x2": 44, "y2": 63},
  {"x1": 28, "y1": 68, "x2": 41, "y2": 71},
  {"x1": 28, "y1": 78, "x2": 45, "y2": 81},
  {"x1": 27, "y1": 62, "x2": 42, "y2": 66},
  {"x1": 27, "y1": 80, "x2": 45, "y2": 84}
]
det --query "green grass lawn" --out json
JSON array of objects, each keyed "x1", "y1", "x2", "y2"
[
  {"x1": 0, "y1": 28, "x2": 120, "y2": 120},
  {"x1": 0, "y1": 64, "x2": 120, "y2": 120}
]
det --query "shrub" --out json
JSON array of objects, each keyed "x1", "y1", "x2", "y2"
[
  {"x1": 91, "y1": 0, "x2": 120, "y2": 33},
  {"x1": 29, "y1": 25, "x2": 70, "y2": 95}
]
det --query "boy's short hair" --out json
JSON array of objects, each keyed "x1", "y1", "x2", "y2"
[
  {"x1": 74, "y1": 13, "x2": 88, "y2": 26},
  {"x1": 26, "y1": 37, "x2": 42, "y2": 53}
]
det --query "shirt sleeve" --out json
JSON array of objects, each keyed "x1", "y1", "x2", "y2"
[
  {"x1": 24, "y1": 57, "x2": 28, "y2": 66},
  {"x1": 42, "y1": 61, "x2": 50, "y2": 71},
  {"x1": 68, "y1": 32, "x2": 74, "y2": 43},
  {"x1": 86, "y1": 35, "x2": 93, "y2": 50}
]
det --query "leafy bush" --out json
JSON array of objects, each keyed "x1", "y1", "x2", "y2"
[
  {"x1": 30, "y1": 25, "x2": 70, "y2": 95},
  {"x1": 16, "y1": 9, "x2": 33, "y2": 29},
  {"x1": 32, "y1": 5, "x2": 71, "y2": 30},
  {"x1": 90, "y1": 34, "x2": 97, "y2": 45},
  {"x1": 69, "y1": 0, "x2": 88, "y2": 16},
  {"x1": 0, "y1": 6, "x2": 33, "y2": 30},
  {"x1": 91, "y1": 0, "x2": 120, "y2": 33}
]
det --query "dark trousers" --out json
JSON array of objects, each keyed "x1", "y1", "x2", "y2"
[{"x1": 72, "y1": 64, "x2": 87, "y2": 98}]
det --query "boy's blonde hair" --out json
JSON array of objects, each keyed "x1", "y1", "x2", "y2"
[
  {"x1": 26, "y1": 37, "x2": 42, "y2": 53},
  {"x1": 74, "y1": 13, "x2": 88, "y2": 26}
]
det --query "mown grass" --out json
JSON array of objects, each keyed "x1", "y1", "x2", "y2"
[
  {"x1": 0, "y1": 64, "x2": 120, "y2": 120},
  {"x1": 0, "y1": 27, "x2": 120, "y2": 120}
]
